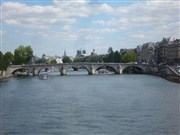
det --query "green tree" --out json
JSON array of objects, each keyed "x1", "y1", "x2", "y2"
[
  {"x1": 121, "y1": 50, "x2": 137, "y2": 63},
  {"x1": 83, "y1": 56, "x2": 91, "y2": 62},
  {"x1": 107, "y1": 47, "x2": 114, "y2": 62},
  {"x1": 107, "y1": 47, "x2": 113, "y2": 54},
  {"x1": 114, "y1": 51, "x2": 121, "y2": 63},
  {"x1": 63, "y1": 56, "x2": 72, "y2": 63},
  {"x1": 103, "y1": 55, "x2": 108, "y2": 63},
  {"x1": 25, "y1": 46, "x2": 33, "y2": 64},
  {"x1": 74, "y1": 57, "x2": 84, "y2": 62},
  {"x1": 74, "y1": 55, "x2": 104, "y2": 63},
  {"x1": 14, "y1": 45, "x2": 33, "y2": 65},
  {"x1": 0, "y1": 51, "x2": 7, "y2": 70},
  {"x1": 50, "y1": 59, "x2": 57, "y2": 64},
  {"x1": 3, "y1": 51, "x2": 14, "y2": 66}
]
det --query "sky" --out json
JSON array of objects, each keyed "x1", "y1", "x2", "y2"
[{"x1": 0, "y1": 0, "x2": 179, "y2": 57}]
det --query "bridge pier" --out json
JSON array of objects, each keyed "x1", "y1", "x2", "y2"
[
  {"x1": 33, "y1": 69, "x2": 39, "y2": 76},
  {"x1": 60, "y1": 67, "x2": 67, "y2": 75},
  {"x1": 27, "y1": 70, "x2": 30, "y2": 76},
  {"x1": 88, "y1": 67, "x2": 96, "y2": 75},
  {"x1": 115, "y1": 65, "x2": 123, "y2": 74}
]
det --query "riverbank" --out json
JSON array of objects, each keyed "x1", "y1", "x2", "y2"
[
  {"x1": 163, "y1": 75, "x2": 180, "y2": 84},
  {"x1": 0, "y1": 75, "x2": 13, "y2": 81}
]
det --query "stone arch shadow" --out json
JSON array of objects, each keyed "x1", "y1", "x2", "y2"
[
  {"x1": 122, "y1": 66, "x2": 144, "y2": 74},
  {"x1": 96, "y1": 65, "x2": 117, "y2": 73},
  {"x1": 58, "y1": 65, "x2": 90, "y2": 75},
  {"x1": 11, "y1": 68, "x2": 30, "y2": 75},
  {"x1": 38, "y1": 66, "x2": 60, "y2": 75},
  {"x1": 77, "y1": 66, "x2": 91, "y2": 74},
  {"x1": 38, "y1": 67, "x2": 51, "y2": 75}
]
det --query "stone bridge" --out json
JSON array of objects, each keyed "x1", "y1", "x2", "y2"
[{"x1": 7, "y1": 63, "x2": 151, "y2": 76}]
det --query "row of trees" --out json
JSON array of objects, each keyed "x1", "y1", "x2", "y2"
[
  {"x1": 1, "y1": 46, "x2": 137, "y2": 71},
  {"x1": 74, "y1": 47, "x2": 137, "y2": 63},
  {"x1": 0, "y1": 45, "x2": 33, "y2": 70}
]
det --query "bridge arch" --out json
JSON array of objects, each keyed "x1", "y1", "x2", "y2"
[
  {"x1": 38, "y1": 67, "x2": 51, "y2": 75},
  {"x1": 37, "y1": 66, "x2": 61, "y2": 75},
  {"x1": 78, "y1": 66, "x2": 91, "y2": 74},
  {"x1": 11, "y1": 68, "x2": 30, "y2": 75},
  {"x1": 96, "y1": 65, "x2": 116, "y2": 73},
  {"x1": 122, "y1": 65, "x2": 144, "y2": 74}
]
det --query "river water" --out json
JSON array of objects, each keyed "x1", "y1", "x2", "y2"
[{"x1": 1, "y1": 71, "x2": 180, "y2": 135}]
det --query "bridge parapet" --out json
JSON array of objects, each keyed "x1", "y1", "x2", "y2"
[
  {"x1": 7, "y1": 63, "x2": 146, "y2": 76},
  {"x1": 7, "y1": 63, "x2": 179, "y2": 77}
]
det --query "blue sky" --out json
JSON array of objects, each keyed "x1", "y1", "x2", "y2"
[{"x1": 1, "y1": 0, "x2": 179, "y2": 57}]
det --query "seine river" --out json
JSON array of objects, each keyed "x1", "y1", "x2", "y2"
[{"x1": 1, "y1": 71, "x2": 180, "y2": 135}]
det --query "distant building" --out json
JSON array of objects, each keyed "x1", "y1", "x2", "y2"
[
  {"x1": 166, "y1": 39, "x2": 180, "y2": 65},
  {"x1": 64, "y1": 50, "x2": 66, "y2": 57},
  {"x1": 42, "y1": 54, "x2": 63, "y2": 64},
  {"x1": 42, "y1": 54, "x2": 50, "y2": 60},
  {"x1": 150, "y1": 37, "x2": 180, "y2": 65},
  {"x1": 138, "y1": 42, "x2": 155, "y2": 63},
  {"x1": 82, "y1": 50, "x2": 86, "y2": 55},
  {"x1": 76, "y1": 50, "x2": 82, "y2": 57},
  {"x1": 91, "y1": 49, "x2": 97, "y2": 56},
  {"x1": 157, "y1": 44, "x2": 167, "y2": 64},
  {"x1": 76, "y1": 49, "x2": 87, "y2": 57},
  {"x1": 136, "y1": 46, "x2": 142, "y2": 62},
  {"x1": 156, "y1": 37, "x2": 170, "y2": 64},
  {"x1": 55, "y1": 56, "x2": 63, "y2": 64},
  {"x1": 32, "y1": 56, "x2": 40, "y2": 64}
]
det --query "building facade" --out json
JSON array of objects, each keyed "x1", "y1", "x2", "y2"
[
  {"x1": 136, "y1": 42, "x2": 155, "y2": 64},
  {"x1": 166, "y1": 39, "x2": 180, "y2": 65},
  {"x1": 76, "y1": 49, "x2": 87, "y2": 57}
]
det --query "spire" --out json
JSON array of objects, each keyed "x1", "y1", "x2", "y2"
[{"x1": 64, "y1": 50, "x2": 66, "y2": 56}]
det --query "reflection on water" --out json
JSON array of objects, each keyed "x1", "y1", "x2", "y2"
[{"x1": 1, "y1": 72, "x2": 180, "y2": 135}]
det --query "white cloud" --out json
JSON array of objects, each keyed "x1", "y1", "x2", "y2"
[
  {"x1": 2, "y1": 2, "x2": 78, "y2": 29},
  {"x1": 1, "y1": 0, "x2": 179, "y2": 56},
  {"x1": 92, "y1": 20, "x2": 105, "y2": 25},
  {"x1": 131, "y1": 34, "x2": 145, "y2": 39},
  {"x1": 0, "y1": 30, "x2": 3, "y2": 36},
  {"x1": 53, "y1": 0, "x2": 89, "y2": 6},
  {"x1": 79, "y1": 27, "x2": 118, "y2": 35},
  {"x1": 99, "y1": 3, "x2": 113, "y2": 13},
  {"x1": 116, "y1": 0, "x2": 179, "y2": 24},
  {"x1": 2, "y1": 1, "x2": 114, "y2": 30},
  {"x1": 62, "y1": 25, "x2": 71, "y2": 31},
  {"x1": 92, "y1": 0, "x2": 179, "y2": 33},
  {"x1": 128, "y1": 21, "x2": 180, "y2": 44}
]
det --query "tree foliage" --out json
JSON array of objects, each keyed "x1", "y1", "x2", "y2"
[
  {"x1": 63, "y1": 56, "x2": 72, "y2": 63},
  {"x1": 114, "y1": 51, "x2": 121, "y2": 63},
  {"x1": 4, "y1": 51, "x2": 14, "y2": 66},
  {"x1": 74, "y1": 47, "x2": 122, "y2": 63},
  {"x1": 103, "y1": 47, "x2": 121, "y2": 63},
  {"x1": 74, "y1": 55, "x2": 104, "y2": 63},
  {"x1": 107, "y1": 47, "x2": 114, "y2": 62},
  {"x1": 14, "y1": 45, "x2": 33, "y2": 65},
  {"x1": 121, "y1": 50, "x2": 137, "y2": 63},
  {"x1": 0, "y1": 51, "x2": 7, "y2": 70},
  {"x1": 107, "y1": 47, "x2": 113, "y2": 54},
  {"x1": 50, "y1": 59, "x2": 57, "y2": 64}
]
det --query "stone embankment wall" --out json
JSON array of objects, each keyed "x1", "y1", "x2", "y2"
[
  {"x1": 147, "y1": 65, "x2": 180, "y2": 83},
  {"x1": 160, "y1": 66, "x2": 180, "y2": 83},
  {"x1": 0, "y1": 70, "x2": 13, "y2": 80}
]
